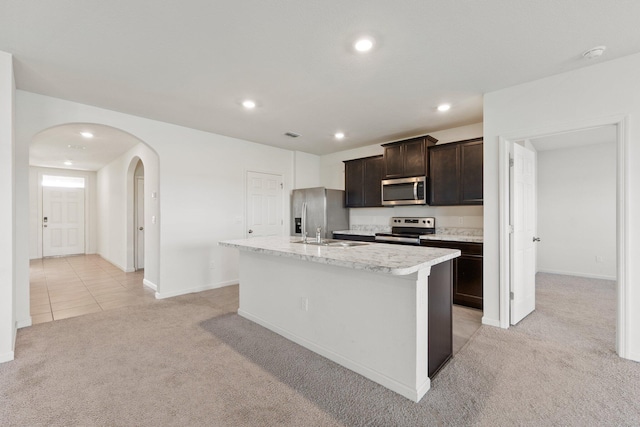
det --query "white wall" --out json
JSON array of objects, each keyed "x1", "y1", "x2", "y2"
[
  {"x1": 537, "y1": 141, "x2": 616, "y2": 279},
  {"x1": 14, "y1": 91, "x2": 316, "y2": 303},
  {"x1": 0, "y1": 51, "x2": 15, "y2": 362},
  {"x1": 96, "y1": 143, "x2": 159, "y2": 283},
  {"x1": 29, "y1": 167, "x2": 98, "y2": 259},
  {"x1": 293, "y1": 151, "x2": 321, "y2": 189},
  {"x1": 319, "y1": 122, "x2": 484, "y2": 230},
  {"x1": 484, "y1": 53, "x2": 640, "y2": 361}
]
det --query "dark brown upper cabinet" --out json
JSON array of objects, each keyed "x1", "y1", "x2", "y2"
[
  {"x1": 344, "y1": 155, "x2": 385, "y2": 208},
  {"x1": 429, "y1": 138, "x2": 483, "y2": 206},
  {"x1": 382, "y1": 135, "x2": 437, "y2": 179}
]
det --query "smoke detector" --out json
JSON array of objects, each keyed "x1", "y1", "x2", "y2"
[{"x1": 582, "y1": 46, "x2": 606, "y2": 60}]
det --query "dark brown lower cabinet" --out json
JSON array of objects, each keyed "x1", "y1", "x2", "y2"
[{"x1": 421, "y1": 240, "x2": 483, "y2": 309}]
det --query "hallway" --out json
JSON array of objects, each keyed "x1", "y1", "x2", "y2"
[{"x1": 29, "y1": 255, "x2": 156, "y2": 324}]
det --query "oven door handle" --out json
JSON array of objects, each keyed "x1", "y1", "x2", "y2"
[{"x1": 375, "y1": 235, "x2": 420, "y2": 244}]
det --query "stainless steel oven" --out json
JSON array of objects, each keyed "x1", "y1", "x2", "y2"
[
  {"x1": 381, "y1": 176, "x2": 427, "y2": 206},
  {"x1": 375, "y1": 217, "x2": 435, "y2": 245}
]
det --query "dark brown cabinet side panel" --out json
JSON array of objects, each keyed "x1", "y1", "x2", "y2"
[
  {"x1": 428, "y1": 259, "x2": 453, "y2": 378},
  {"x1": 429, "y1": 144, "x2": 460, "y2": 205},
  {"x1": 344, "y1": 159, "x2": 364, "y2": 207},
  {"x1": 460, "y1": 141, "x2": 483, "y2": 204},
  {"x1": 363, "y1": 155, "x2": 384, "y2": 206}
]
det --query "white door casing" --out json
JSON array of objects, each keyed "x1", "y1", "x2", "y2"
[
  {"x1": 135, "y1": 177, "x2": 144, "y2": 270},
  {"x1": 246, "y1": 171, "x2": 283, "y2": 238},
  {"x1": 42, "y1": 187, "x2": 85, "y2": 257},
  {"x1": 510, "y1": 142, "x2": 537, "y2": 325}
]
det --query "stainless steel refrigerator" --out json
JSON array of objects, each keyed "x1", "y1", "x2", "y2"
[{"x1": 291, "y1": 187, "x2": 349, "y2": 239}]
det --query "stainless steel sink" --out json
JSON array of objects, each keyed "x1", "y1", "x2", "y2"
[{"x1": 293, "y1": 239, "x2": 369, "y2": 247}]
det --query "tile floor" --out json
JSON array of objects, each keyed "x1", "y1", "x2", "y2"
[
  {"x1": 452, "y1": 304, "x2": 483, "y2": 354},
  {"x1": 29, "y1": 254, "x2": 156, "y2": 324}
]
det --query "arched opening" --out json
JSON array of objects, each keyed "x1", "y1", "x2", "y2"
[{"x1": 28, "y1": 122, "x2": 160, "y2": 323}]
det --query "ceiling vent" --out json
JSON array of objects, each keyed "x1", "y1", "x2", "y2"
[
  {"x1": 285, "y1": 132, "x2": 301, "y2": 138},
  {"x1": 582, "y1": 46, "x2": 606, "y2": 60}
]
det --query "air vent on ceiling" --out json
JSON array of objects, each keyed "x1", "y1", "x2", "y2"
[{"x1": 284, "y1": 132, "x2": 301, "y2": 138}]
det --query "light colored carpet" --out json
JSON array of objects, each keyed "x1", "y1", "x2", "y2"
[{"x1": 1, "y1": 274, "x2": 639, "y2": 426}]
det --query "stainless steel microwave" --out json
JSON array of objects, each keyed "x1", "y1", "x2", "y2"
[{"x1": 381, "y1": 176, "x2": 427, "y2": 206}]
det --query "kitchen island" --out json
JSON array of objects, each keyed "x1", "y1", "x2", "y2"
[{"x1": 219, "y1": 236, "x2": 460, "y2": 402}]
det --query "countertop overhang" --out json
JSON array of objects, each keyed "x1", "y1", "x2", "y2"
[{"x1": 219, "y1": 236, "x2": 460, "y2": 276}]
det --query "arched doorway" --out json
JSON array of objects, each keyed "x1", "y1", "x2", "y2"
[{"x1": 27, "y1": 123, "x2": 160, "y2": 323}]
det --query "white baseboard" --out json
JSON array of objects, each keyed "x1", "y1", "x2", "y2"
[
  {"x1": 0, "y1": 351, "x2": 14, "y2": 364},
  {"x1": 628, "y1": 352, "x2": 640, "y2": 363},
  {"x1": 142, "y1": 279, "x2": 157, "y2": 291},
  {"x1": 97, "y1": 254, "x2": 134, "y2": 273},
  {"x1": 537, "y1": 269, "x2": 616, "y2": 281},
  {"x1": 238, "y1": 309, "x2": 430, "y2": 402},
  {"x1": 481, "y1": 316, "x2": 501, "y2": 328},
  {"x1": 154, "y1": 280, "x2": 238, "y2": 300},
  {"x1": 16, "y1": 318, "x2": 32, "y2": 329}
]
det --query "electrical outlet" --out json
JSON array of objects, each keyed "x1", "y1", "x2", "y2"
[
  {"x1": 209, "y1": 261, "x2": 216, "y2": 269},
  {"x1": 458, "y1": 217, "x2": 464, "y2": 225},
  {"x1": 596, "y1": 256, "x2": 604, "y2": 263},
  {"x1": 300, "y1": 297, "x2": 309, "y2": 311}
]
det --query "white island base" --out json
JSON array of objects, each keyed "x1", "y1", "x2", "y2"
[{"x1": 234, "y1": 248, "x2": 454, "y2": 402}]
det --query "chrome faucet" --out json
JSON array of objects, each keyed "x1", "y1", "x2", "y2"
[
  {"x1": 301, "y1": 202, "x2": 307, "y2": 243},
  {"x1": 316, "y1": 226, "x2": 322, "y2": 243}
]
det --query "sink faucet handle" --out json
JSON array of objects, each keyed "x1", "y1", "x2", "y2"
[{"x1": 316, "y1": 226, "x2": 322, "y2": 243}]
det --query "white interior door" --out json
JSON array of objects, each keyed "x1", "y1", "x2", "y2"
[
  {"x1": 510, "y1": 142, "x2": 537, "y2": 325},
  {"x1": 135, "y1": 177, "x2": 145, "y2": 270},
  {"x1": 42, "y1": 187, "x2": 85, "y2": 257},
  {"x1": 246, "y1": 171, "x2": 283, "y2": 238}
]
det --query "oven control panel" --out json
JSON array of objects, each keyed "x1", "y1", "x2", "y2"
[{"x1": 390, "y1": 217, "x2": 435, "y2": 229}]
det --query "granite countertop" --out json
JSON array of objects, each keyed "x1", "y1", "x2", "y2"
[
  {"x1": 219, "y1": 236, "x2": 460, "y2": 276},
  {"x1": 420, "y1": 234, "x2": 484, "y2": 243}
]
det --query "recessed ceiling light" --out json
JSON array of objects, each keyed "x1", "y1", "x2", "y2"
[
  {"x1": 354, "y1": 38, "x2": 374, "y2": 52},
  {"x1": 67, "y1": 144, "x2": 86, "y2": 150},
  {"x1": 242, "y1": 100, "x2": 256, "y2": 109},
  {"x1": 437, "y1": 104, "x2": 451, "y2": 112},
  {"x1": 582, "y1": 46, "x2": 606, "y2": 60},
  {"x1": 64, "y1": 161, "x2": 73, "y2": 166},
  {"x1": 334, "y1": 132, "x2": 345, "y2": 140},
  {"x1": 80, "y1": 132, "x2": 93, "y2": 138}
]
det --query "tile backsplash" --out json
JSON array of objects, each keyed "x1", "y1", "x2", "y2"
[{"x1": 349, "y1": 205, "x2": 483, "y2": 231}]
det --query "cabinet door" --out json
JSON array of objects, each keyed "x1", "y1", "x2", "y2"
[
  {"x1": 403, "y1": 139, "x2": 426, "y2": 177},
  {"x1": 429, "y1": 144, "x2": 460, "y2": 205},
  {"x1": 453, "y1": 255, "x2": 483, "y2": 309},
  {"x1": 363, "y1": 156, "x2": 384, "y2": 207},
  {"x1": 383, "y1": 144, "x2": 404, "y2": 178},
  {"x1": 460, "y1": 141, "x2": 483, "y2": 204},
  {"x1": 344, "y1": 159, "x2": 364, "y2": 207}
]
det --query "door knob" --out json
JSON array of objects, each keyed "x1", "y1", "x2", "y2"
[
  {"x1": 43, "y1": 225, "x2": 47, "y2": 228},
  {"x1": 248, "y1": 229, "x2": 253, "y2": 234},
  {"x1": 533, "y1": 237, "x2": 541, "y2": 242},
  {"x1": 139, "y1": 227, "x2": 144, "y2": 231}
]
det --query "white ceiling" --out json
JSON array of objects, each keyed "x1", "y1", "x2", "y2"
[
  {"x1": 531, "y1": 126, "x2": 617, "y2": 152},
  {"x1": 30, "y1": 124, "x2": 143, "y2": 171},
  {"x1": 2, "y1": 1, "x2": 640, "y2": 157}
]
